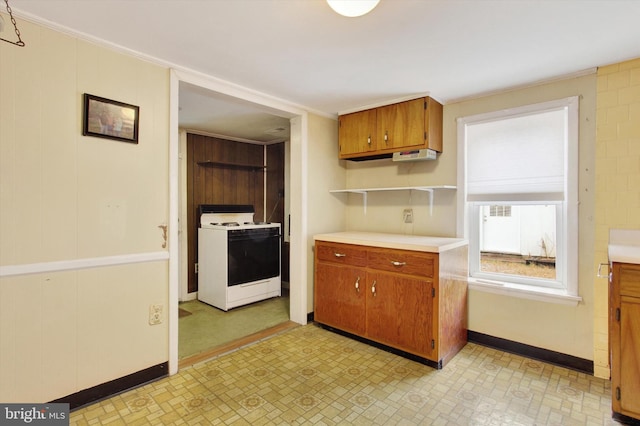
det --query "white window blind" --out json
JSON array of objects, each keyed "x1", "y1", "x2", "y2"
[{"x1": 466, "y1": 108, "x2": 567, "y2": 202}]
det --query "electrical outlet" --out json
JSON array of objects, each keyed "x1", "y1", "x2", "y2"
[
  {"x1": 149, "y1": 304, "x2": 163, "y2": 325},
  {"x1": 403, "y1": 208, "x2": 413, "y2": 223}
]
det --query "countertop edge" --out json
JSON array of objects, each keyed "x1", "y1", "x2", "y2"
[
  {"x1": 608, "y1": 244, "x2": 640, "y2": 265},
  {"x1": 313, "y1": 232, "x2": 468, "y2": 253}
]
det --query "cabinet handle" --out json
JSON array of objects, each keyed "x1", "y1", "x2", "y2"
[
  {"x1": 390, "y1": 261, "x2": 406, "y2": 267},
  {"x1": 367, "y1": 135, "x2": 371, "y2": 145},
  {"x1": 384, "y1": 131, "x2": 388, "y2": 144},
  {"x1": 355, "y1": 276, "x2": 360, "y2": 293},
  {"x1": 371, "y1": 280, "x2": 377, "y2": 297},
  {"x1": 334, "y1": 252, "x2": 346, "y2": 258}
]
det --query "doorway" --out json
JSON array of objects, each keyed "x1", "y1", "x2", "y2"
[
  {"x1": 179, "y1": 135, "x2": 290, "y2": 362},
  {"x1": 169, "y1": 69, "x2": 308, "y2": 374}
]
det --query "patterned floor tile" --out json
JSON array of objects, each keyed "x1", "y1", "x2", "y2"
[{"x1": 70, "y1": 323, "x2": 623, "y2": 425}]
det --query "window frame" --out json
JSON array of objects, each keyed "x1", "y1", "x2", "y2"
[{"x1": 457, "y1": 97, "x2": 580, "y2": 302}]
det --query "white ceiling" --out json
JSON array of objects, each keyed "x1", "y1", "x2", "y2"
[{"x1": 9, "y1": 0, "x2": 640, "y2": 142}]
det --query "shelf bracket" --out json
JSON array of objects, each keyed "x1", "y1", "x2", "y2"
[
  {"x1": 412, "y1": 188, "x2": 435, "y2": 215},
  {"x1": 351, "y1": 190, "x2": 368, "y2": 214}
]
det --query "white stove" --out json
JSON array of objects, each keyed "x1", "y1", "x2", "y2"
[
  {"x1": 197, "y1": 205, "x2": 281, "y2": 311},
  {"x1": 200, "y1": 212, "x2": 280, "y2": 231}
]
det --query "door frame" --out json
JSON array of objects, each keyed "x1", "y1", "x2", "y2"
[{"x1": 168, "y1": 69, "x2": 309, "y2": 375}]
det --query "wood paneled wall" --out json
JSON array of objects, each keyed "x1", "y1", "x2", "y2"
[
  {"x1": 266, "y1": 143, "x2": 288, "y2": 281},
  {"x1": 186, "y1": 133, "x2": 285, "y2": 293}
]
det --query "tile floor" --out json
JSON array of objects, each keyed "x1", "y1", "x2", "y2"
[{"x1": 70, "y1": 324, "x2": 620, "y2": 425}]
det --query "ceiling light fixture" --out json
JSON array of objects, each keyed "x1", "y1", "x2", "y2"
[
  {"x1": 327, "y1": 0, "x2": 380, "y2": 17},
  {"x1": 1, "y1": 0, "x2": 25, "y2": 47}
]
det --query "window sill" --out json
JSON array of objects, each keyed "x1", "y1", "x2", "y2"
[{"x1": 468, "y1": 278, "x2": 582, "y2": 306}]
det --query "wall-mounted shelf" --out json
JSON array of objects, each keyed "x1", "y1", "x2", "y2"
[
  {"x1": 329, "y1": 185, "x2": 456, "y2": 215},
  {"x1": 197, "y1": 161, "x2": 265, "y2": 171}
]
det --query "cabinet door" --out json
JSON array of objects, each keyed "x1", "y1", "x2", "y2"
[
  {"x1": 611, "y1": 262, "x2": 640, "y2": 419},
  {"x1": 619, "y1": 297, "x2": 640, "y2": 416},
  {"x1": 314, "y1": 262, "x2": 366, "y2": 335},
  {"x1": 365, "y1": 271, "x2": 434, "y2": 359},
  {"x1": 339, "y1": 109, "x2": 377, "y2": 157},
  {"x1": 376, "y1": 98, "x2": 425, "y2": 151}
]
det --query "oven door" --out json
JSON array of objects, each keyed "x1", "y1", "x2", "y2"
[{"x1": 227, "y1": 227, "x2": 281, "y2": 286}]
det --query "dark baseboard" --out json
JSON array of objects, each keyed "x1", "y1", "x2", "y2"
[
  {"x1": 307, "y1": 312, "x2": 314, "y2": 323},
  {"x1": 468, "y1": 331, "x2": 593, "y2": 375},
  {"x1": 315, "y1": 323, "x2": 441, "y2": 369},
  {"x1": 613, "y1": 412, "x2": 640, "y2": 425},
  {"x1": 52, "y1": 362, "x2": 168, "y2": 411}
]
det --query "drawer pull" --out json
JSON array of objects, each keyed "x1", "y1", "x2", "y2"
[
  {"x1": 371, "y1": 280, "x2": 377, "y2": 297},
  {"x1": 334, "y1": 252, "x2": 346, "y2": 258},
  {"x1": 390, "y1": 261, "x2": 406, "y2": 267},
  {"x1": 355, "y1": 276, "x2": 360, "y2": 293}
]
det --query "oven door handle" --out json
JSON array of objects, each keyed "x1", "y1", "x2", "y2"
[
  {"x1": 239, "y1": 280, "x2": 268, "y2": 288},
  {"x1": 227, "y1": 234, "x2": 282, "y2": 242}
]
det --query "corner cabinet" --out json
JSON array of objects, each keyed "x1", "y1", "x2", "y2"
[
  {"x1": 610, "y1": 262, "x2": 640, "y2": 423},
  {"x1": 338, "y1": 97, "x2": 443, "y2": 160},
  {"x1": 314, "y1": 237, "x2": 468, "y2": 368}
]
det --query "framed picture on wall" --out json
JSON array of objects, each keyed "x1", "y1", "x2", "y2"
[{"x1": 83, "y1": 94, "x2": 139, "y2": 143}]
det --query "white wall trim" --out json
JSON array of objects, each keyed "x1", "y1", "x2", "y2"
[
  {"x1": 288, "y1": 115, "x2": 309, "y2": 326},
  {"x1": 169, "y1": 70, "x2": 181, "y2": 375},
  {"x1": 468, "y1": 279, "x2": 582, "y2": 306},
  {"x1": 445, "y1": 68, "x2": 596, "y2": 105},
  {"x1": 0, "y1": 252, "x2": 169, "y2": 278}
]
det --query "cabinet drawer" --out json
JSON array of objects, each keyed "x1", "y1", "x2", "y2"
[
  {"x1": 368, "y1": 248, "x2": 435, "y2": 277},
  {"x1": 619, "y1": 263, "x2": 640, "y2": 298},
  {"x1": 316, "y1": 242, "x2": 367, "y2": 267}
]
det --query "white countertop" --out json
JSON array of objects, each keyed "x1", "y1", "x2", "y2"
[
  {"x1": 313, "y1": 232, "x2": 468, "y2": 253},
  {"x1": 609, "y1": 229, "x2": 640, "y2": 265}
]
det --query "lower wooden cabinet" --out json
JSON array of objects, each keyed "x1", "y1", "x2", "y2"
[
  {"x1": 610, "y1": 262, "x2": 640, "y2": 422},
  {"x1": 366, "y1": 270, "x2": 435, "y2": 359},
  {"x1": 314, "y1": 261, "x2": 366, "y2": 336},
  {"x1": 314, "y1": 240, "x2": 468, "y2": 368}
]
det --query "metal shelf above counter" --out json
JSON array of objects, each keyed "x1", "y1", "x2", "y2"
[{"x1": 329, "y1": 185, "x2": 456, "y2": 215}]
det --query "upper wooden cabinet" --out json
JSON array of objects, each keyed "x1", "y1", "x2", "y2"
[
  {"x1": 338, "y1": 97, "x2": 443, "y2": 160},
  {"x1": 338, "y1": 108, "x2": 378, "y2": 157}
]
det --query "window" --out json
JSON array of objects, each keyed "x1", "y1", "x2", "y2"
[
  {"x1": 489, "y1": 205, "x2": 511, "y2": 217},
  {"x1": 458, "y1": 97, "x2": 579, "y2": 299}
]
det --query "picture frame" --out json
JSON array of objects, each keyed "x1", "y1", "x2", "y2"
[{"x1": 83, "y1": 94, "x2": 139, "y2": 143}]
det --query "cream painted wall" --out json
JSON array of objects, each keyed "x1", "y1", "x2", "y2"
[
  {"x1": 445, "y1": 74, "x2": 597, "y2": 360},
  {"x1": 0, "y1": 16, "x2": 170, "y2": 402},
  {"x1": 305, "y1": 114, "x2": 346, "y2": 312},
  {"x1": 344, "y1": 144, "x2": 458, "y2": 237},
  {"x1": 593, "y1": 58, "x2": 640, "y2": 378}
]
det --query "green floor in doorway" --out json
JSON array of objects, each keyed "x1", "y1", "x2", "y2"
[{"x1": 178, "y1": 293, "x2": 290, "y2": 359}]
